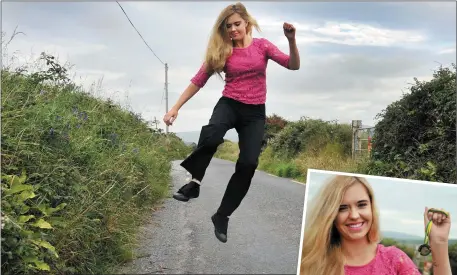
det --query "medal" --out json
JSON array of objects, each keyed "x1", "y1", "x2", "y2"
[{"x1": 418, "y1": 208, "x2": 449, "y2": 256}]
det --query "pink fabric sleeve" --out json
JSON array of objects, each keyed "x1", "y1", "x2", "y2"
[
  {"x1": 262, "y1": 38, "x2": 290, "y2": 69},
  {"x1": 393, "y1": 247, "x2": 421, "y2": 275},
  {"x1": 190, "y1": 63, "x2": 211, "y2": 88}
]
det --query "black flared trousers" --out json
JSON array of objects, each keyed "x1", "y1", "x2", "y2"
[{"x1": 180, "y1": 96, "x2": 265, "y2": 217}]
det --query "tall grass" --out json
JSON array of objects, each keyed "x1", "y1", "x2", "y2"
[
  {"x1": 214, "y1": 139, "x2": 239, "y2": 163},
  {"x1": 215, "y1": 140, "x2": 364, "y2": 183},
  {"x1": 1, "y1": 56, "x2": 191, "y2": 274},
  {"x1": 215, "y1": 118, "x2": 365, "y2": 183}
]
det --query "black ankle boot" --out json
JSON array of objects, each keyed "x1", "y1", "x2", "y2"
[
  {"x1": 173, "y1": 181, "x2": 200, "y2": 202},
  {"x1": 211, "y1": 213, "x2": 229, "y2": 243}
]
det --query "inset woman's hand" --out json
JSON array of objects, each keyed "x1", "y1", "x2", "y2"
[{"x1": 424, "y1": 207, "x2": 451, "y2": 245}]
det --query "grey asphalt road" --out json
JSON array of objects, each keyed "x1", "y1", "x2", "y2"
[{"x1": 116, "y1": 158, "x2": 307, "y2": 274}]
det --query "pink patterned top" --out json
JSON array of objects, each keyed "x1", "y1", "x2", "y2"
[
  {"x1": 344, "y1": 244, "x2": 421, "y2": 275},
  {"x1": 190, "y1": 37, "x2": 291, "y2": 105}
]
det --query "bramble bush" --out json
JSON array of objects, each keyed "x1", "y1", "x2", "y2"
[
  {"x1": 264, "y1": 114, "x2": 289, "y2": 141},
  {"x1": 363, "y1": 65, "x2": 456, "y2": 183},
  {"x1": 270, "y1": 118, "x2": 353, "y2": 159},
  {"x1": 251, "y1": 118, "x2": 357, "y2": 181}
]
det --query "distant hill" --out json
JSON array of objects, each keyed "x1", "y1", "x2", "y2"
[
  {"x1": 381, "y1": 231, "x2": 422, "y2": 240},
  {"x1": 381, "y1": 231, "x2": 457, "y2": 246},
  {"x1": 175, "y1": 129, "x2": 239, "y2": 144},
  {"x1": 381, "y1": 231, "x2": 422, "y2": 246}
]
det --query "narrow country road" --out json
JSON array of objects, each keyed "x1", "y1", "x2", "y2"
[{"x1": 117, "y1": 158, "x2": 307, "y2": 274}]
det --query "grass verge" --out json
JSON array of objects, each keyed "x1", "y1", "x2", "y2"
[
  {"x1": 1, "y1": 68, "x2": 191, "y2": 274},
  {"x1": 215, "y1": 140, "x2": 365, "y2": 183}
]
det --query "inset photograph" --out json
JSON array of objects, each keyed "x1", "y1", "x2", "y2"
[{"x1": 297, "y1": 170, "x2": 456, "y2": 275}]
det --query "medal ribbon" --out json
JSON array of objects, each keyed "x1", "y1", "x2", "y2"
[
  {"x1": 420, "y1": 208, "x2": 449, "y2": 255},
  {"x1": 423, "y1": 220, "x2": 433, "y2": 247}
]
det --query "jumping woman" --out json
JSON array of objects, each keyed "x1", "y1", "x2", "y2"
[
  {"x1": 163, "y1": 2, "x2": 300, "y2": 243},
  {"x1": 299, "y1": 175, "x2": 452, "y2": 275}
]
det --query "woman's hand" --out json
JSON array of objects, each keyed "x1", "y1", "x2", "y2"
[
  {"x1": 424, "y1": 207, "x2": 451, "y2": 245},
  {"x1": 424, "y1": 208, "x2": 452, "y2": 275},
  {"x1": 163, "y1": 107, "x2": 179, "y2": 126},
  {"x1": 283, "y1": 22, "x2": 296, "y2": 41}
]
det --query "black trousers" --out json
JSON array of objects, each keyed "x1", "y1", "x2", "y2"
[{"x1": 180, "y1": 96, "x2": 266, "y2": 217}]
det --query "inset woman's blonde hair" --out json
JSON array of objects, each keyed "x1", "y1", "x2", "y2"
[
  {"x1": 204, "y1": 2, "x2": 261, "y2": 77},
  {"x1": 299, "y1": 175, "x2": 381, "y2": 275}
]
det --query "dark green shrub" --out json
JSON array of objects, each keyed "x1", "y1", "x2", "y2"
[
  {"x1": 270, "y1": 118, "x2": 352, "y2": 159},
  {"x1": 364, "y1": 65, "x2": 456, "y2": 183}
]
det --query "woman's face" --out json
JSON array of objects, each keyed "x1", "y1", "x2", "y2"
[
  {"x1": 225, "y1": 13, "x2": 248, "y2": 41},
  {"x1": 335, "y1": 182, "x2": 373, "y2": 242}
]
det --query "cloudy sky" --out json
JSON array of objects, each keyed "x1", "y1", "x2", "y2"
[
  {"x1": 305, "y1": 171, "x2": 457, "y2": 239},
  {"x1": 2, "y1": 1, "x2": 456, "y2": 135}
]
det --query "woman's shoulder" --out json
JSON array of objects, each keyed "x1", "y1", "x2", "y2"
[
  {"x1": 377, "y1": 244, "x2": 409, "y2": 259},
  {"x1": 377, "y1": 244, "x2": 405, "y2": 254},
  {"x1": 252, "y1": 37, "x2": 274, "y2": 48},
  {"x1": 376, "y1": 244, "x2": 420, "y2": 273},
  {"x1": 251, "y1": 37, "x2": 278, "y2": 55}
]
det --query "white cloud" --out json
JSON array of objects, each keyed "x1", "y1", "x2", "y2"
[
  {"x1": 278, "y1": 21, "x2": 425, "y2": 47},
  {"x1": 438, "y1": 47, "x2": 456, "y2": 55},
  {"x1": 255, "y1": 15, "x2": 426, "y2": 47},
  {"x1": 380, "y1": 209, "x2": 402, "y2": 218},
  {"x1": 400, "y1": 219, "x2": 423, "y2": 225}
]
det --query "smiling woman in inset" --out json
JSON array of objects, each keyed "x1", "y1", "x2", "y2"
[{"x1": 299, "y1": 175, "x2": 452, "y2": 275}]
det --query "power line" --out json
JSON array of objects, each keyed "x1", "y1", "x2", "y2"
[
  {"x1": 116, "y1": 1, "x2": 169, "y2": 134},
  {"x1": 116, "y1": 1, "x2": 165, "y2": 65},
  {"x1": 115, "y1": 1, "x2": 169, "y2": 134}
]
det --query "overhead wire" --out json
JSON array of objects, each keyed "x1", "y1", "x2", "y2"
[
  {"x1": 116, "y1": 1, "x2": 165, "y2": 65},
  {"x1": 115, "y1": 1, "x2": 167, "y2": 117}
]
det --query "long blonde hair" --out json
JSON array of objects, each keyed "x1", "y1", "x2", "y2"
[
  {"x1": 204, "y1": 2, "x2": 261, "y2": 77},
  {"x1": 299, "y1": 175, "x2": 381, "y2": 275}
]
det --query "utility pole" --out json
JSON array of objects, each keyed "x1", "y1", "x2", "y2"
[
  {"x1": 153, "y1": 116, "x2": 159, "y2": 129},
  {"x1": 165, "y1": 63, "x2": 169, "y2": 134}
]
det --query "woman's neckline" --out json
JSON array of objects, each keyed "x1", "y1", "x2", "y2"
[
  {"x1": 344, "y1": 243, "x2": 380, "y2": 268},
  {"x1": 233, "y1": 37, "x2": 255, "y2": 50}
]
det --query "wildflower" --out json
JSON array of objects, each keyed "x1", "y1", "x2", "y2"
[
  {"x1": 49, "y1": 128, "x2": 55, "y2": 135},
  {"x1": 133, "y1": 148, "x2": 139, "y2": 154},
  {"x1": 78, "y1": 111, "x2": 88, "y2": 121},
  {"x1": 1, "y1": 214, "x2": 7, "y2": 229},
  {"x1": 109, "y1": 133, "x2": 118, "y2": 142}
]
